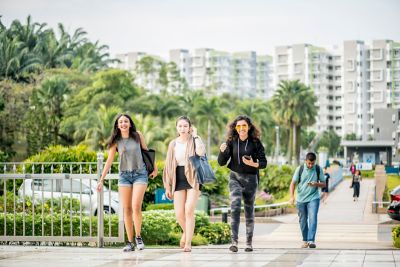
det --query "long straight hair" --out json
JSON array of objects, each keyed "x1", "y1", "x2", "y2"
[{"x1": 106, "y1": 113, "x2": 140, "y2": 148}]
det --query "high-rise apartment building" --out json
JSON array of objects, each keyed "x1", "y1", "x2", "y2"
[
  {"x1": 231, "y1": 51, "x2": 257, "y2": 98},
  {"x1": 368, "y1": 40, "x2": 400, "y2": 125},
  {"x1": 115, "y1": 40, "x2": 400, "y2": 138},
  {"x1": 115, "y1": 52, "x2": 146, "y2": 71},
  {"x1": 342, "y1": 41, "x2": 369, "y2": 141},
  {"x1": 274, "y1": 44, "x2": 342, "y2": 134},
  {"x1": 115, "y1": 52, "x2": 170, "y2": 94},
  {"x1": 342, "y1": 40, "x2": 400, "y2": 140},
  {"x1": 116, "y1": 48, "x2": 274, "y2": 99},
  {"x1": 169, "y1": 49, "x2": 191, "y2": 86},
  {"x1": 256, "y1": 55, "x2": 274, "y2": 98}
]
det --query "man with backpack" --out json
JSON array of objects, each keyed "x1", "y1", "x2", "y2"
[{"x1": 289, "y1": 152, "x2": 326, "y2": 249}]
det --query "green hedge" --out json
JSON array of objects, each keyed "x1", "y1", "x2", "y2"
[
  {"x1": 145, "y1": 203, "x2": 174, "y2": 211},
  {"x1": 0, "y1": 210, "x2": 231, "y2": 246},
  {"x1": 259, "y1": 165, "x2": 296, "y2": 199},
  {"x1": 360, "y1": 170, "x2": 374, "y2": 178},
  {"x1": 392, "y1": 225, "x2": 400, "y2": 248}
]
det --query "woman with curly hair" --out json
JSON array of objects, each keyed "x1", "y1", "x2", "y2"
[{"x1": 218, "y1": 115, "x2": 267, "y2": 253}]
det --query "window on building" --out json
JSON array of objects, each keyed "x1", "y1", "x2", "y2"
[{"x1": 346, "y1": 60, "x2": 355, "y2": 71}]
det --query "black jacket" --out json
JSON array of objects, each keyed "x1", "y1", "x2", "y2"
[{"x1": 217, "y1": 137, "x2": 267, "y2": 174}]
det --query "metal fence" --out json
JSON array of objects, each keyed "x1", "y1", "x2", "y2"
[{"x1": 0, "y1": 153, "x2": 124, "y2": 247}]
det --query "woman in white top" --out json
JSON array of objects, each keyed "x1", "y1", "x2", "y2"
[{"x1": 162, "y1": 116, "x2": 206, "y2": 252}]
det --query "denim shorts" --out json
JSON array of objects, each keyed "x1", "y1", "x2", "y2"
[{"x1": 118, "y1": 168, "x2": 148, "y2": 187}]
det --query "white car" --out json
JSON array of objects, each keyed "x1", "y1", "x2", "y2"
[{"x1": 18, "y1": 178, "x2": 120, "y2": 215}]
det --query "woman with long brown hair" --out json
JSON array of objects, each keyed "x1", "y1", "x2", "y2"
[
  {"x1": 97, "y1": 113, "x2": 157, "y2": 252},
  {"x1": 163, "y1": 116, "x2": 206, "y2": 252}
]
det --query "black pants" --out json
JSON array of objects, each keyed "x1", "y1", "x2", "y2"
[
  {"x1": 353, "y1": 182, "x2": 360, "y2": 197},
  {"x1": 229, "y1": 171, "x2": 258, "y2": 245}
]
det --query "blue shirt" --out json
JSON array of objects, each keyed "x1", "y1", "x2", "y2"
[{"x1": 292, "y1": 163, "x2": 325, "y2": 203}]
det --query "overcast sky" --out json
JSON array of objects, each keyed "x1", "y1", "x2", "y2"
[{"x1": 1, "y1": 0, "x2": 400, "y2": 59}]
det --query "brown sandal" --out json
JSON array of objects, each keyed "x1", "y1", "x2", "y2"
[{"x1": 183, "y1": 247, "x2": 191, "y2": 252}]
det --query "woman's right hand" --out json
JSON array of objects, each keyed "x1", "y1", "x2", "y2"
[
  {"x1": 165, "y1": 188, "x2": 173, "y2": 200},
  {"x1": 220, "y1": 142, "x2": 227, "y2": 152},
  {"x1": 97, "y1": 181, "x2": 103, "y2": 192}
]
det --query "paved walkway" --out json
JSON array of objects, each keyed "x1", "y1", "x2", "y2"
[
  {"x1": 1, "y1": 246, "x2": 400, "y2": 267},
  {"x1": 246, "y1": 179, "x2": 396, "y2": 250}
]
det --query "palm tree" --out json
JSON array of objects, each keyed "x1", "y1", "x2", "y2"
[
  {"x1": 75, "y1": 104, "x2": 122, "y2": 150},
  {"x1": 34, "y1": 76, "x2": 70, "y2": 144},
  {"x1": 146, "y1": 94, "x2": 183, "y2": 125},
  {"x1": 271, "y1": 80, "x2": 317, "y2": 165},
  {"x1": 131, "y1": 114, "x2": 170, "y2": 158},
  {"x1": 192, "y1": 95, "x2": 228, "y2": 156}
]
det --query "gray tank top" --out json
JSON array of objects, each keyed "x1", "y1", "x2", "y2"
[{"x1": 117, "y1": 137, "x2": 144, "y2": 171}]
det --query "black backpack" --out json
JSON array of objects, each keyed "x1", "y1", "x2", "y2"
[{"x1": 298, "y1": 164, "x2": 321, "y2": 183}]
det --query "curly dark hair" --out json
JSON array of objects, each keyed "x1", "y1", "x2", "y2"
[
  {"x1": 225, "y1": 115, "x2": 261, "y2": 141},
  {"x1": 106, "y1": 113, "x2": 140, "y2": 148}
]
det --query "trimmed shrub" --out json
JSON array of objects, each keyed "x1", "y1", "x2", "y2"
[
  {"x1": 259, "y1": 164, "x2": 296, "y2": 200},
  {"x1": 0, "y1": 210, "x2": 230, "y2": 245},
  {"x1": 392, "y1": 225, "x2": 400, "y2": 248},
  {"x1": 198, "y1": 222, "x2": 231, "y2": 244},
  {"x1": 145, "y1": 203, "x2": 174, "y2": 211}
]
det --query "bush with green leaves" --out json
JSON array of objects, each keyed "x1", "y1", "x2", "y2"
[
  {"x1": 360, "y1": 170, "x2": 374, "y2": 178},
  {"x1": 198, "y1": 222, "x2": 231, "y2": 244},
  {"x1": 0, "y1": 209, "x2": 230, "y2": 245},
  {"x1": 0, "y1": 213, "x2": 118, "y2": 237},
  {"x1": 0, "y1": 193, "x2": 82, "y2": 215},
  {"x1": 259, "y1": 164, "x2": 295, "y2": 200},
  {"x1": 145, "y1": 203, "x2": 174, "y2": 211},
  {"x1": 392, "y1": 225, "x2": 400, "y2": 248}
]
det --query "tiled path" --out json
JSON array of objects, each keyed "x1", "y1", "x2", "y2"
[{"x1": 1, "y1": 246, "x2": 400, "y2": 267}]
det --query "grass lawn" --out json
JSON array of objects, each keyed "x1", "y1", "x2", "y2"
[{"x1": 387, "y1": 175, "x2": 400, "y2": 192}]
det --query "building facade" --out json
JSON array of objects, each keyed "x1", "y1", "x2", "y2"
[
  {"x1": 274, "y1": 44, "x2": 342, "y2": 135},
  {"x1": 115, "y1": 40, "x2": 400, "y2": 138}
]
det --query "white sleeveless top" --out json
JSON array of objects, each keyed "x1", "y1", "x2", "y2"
[{"x1": 174, "y1": 140, "x2": 187, "y2": 166}]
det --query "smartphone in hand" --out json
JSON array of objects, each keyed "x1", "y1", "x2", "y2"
[{"x1": 243, "y1": 155, "x2": 251, "y2": 160}]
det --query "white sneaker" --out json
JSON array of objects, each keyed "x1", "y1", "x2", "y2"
[
  {"x1": 122, "y1": 242, "x2": 135, "y2": 252},
  {"x1": 135, "y1": 236, "x2": 145, "y2": 250}
]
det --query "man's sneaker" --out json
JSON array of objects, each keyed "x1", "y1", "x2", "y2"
[
  {"x1": 308, "y1": 242, "x2": 316, "y2": 248},
  {"x1": 123, "y1": 241, "x2": 135, "y2": 252},
  {"x1": 229, "y1": 241, "x2": 238, "y2": 252},
  {"x1": 135, "y1": 236, "x2": 145, "y2": 250},
  {"x1": 301, "y1": 242, "x2": 309, "y2": 248},
  {"x1": 244, "y1": 244, "x2": 253, "y2": 252}
]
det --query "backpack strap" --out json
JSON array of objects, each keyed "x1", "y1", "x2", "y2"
[
  {"x1": 316, "y1": 164, "x2": 320, "y2": 182},
  {"x1": 298, "y1": 164, "x2": 320, "y2": 183},
  {"x1": 298, "y1": 165, "x2": 304, "y2": 183}
]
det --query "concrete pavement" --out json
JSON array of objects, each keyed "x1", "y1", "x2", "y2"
[{"x1": 1, "y1": 246, "x2": 400, "y2": 267}]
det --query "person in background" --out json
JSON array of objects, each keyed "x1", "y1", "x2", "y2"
[
  {"x1": 321, "y1": 167, "x2": 330, "y2": 204},
  {"x1": 350, "y1": 162, "x2": 356, "y2": 176},
  {"x1": 289, "y1": 152, "x2": 326, "y2": 249},
  {"x1": 352, "y1": 170, "x2": 362, "y2": 201}
]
